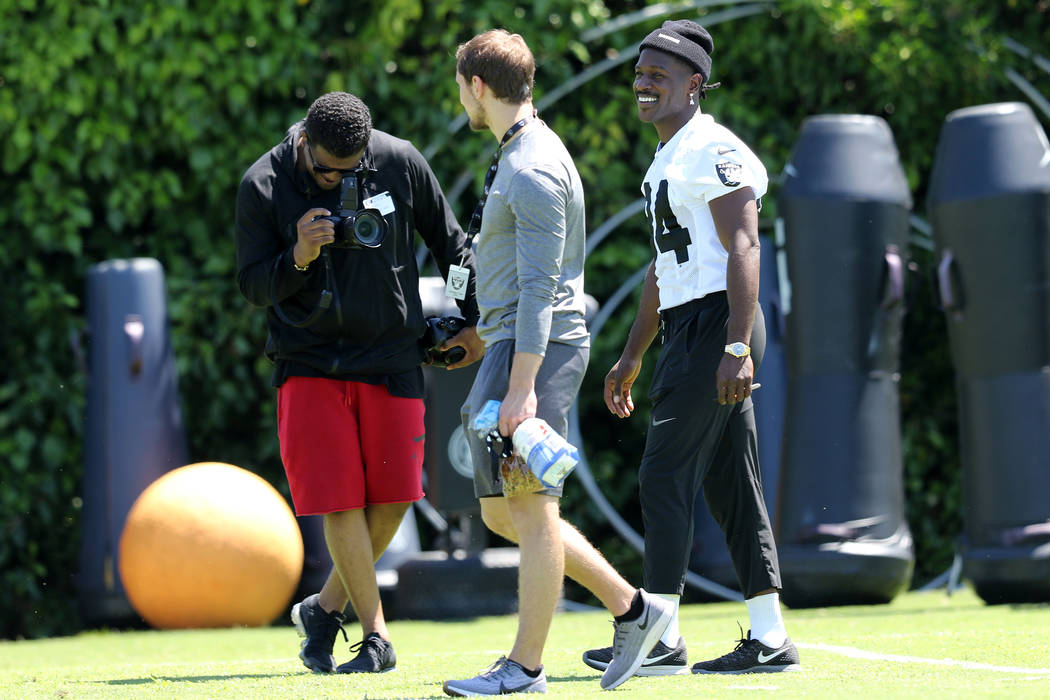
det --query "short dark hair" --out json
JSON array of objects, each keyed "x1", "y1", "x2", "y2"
[
  {"x1": 304, "y1": 92, "x2": 372, "y2": 157},
  {"x1": 456, "y1": 29, "x2": 534, "y2": 104}
]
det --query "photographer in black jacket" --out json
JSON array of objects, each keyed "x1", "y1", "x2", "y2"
[{"x1": 236, "y1": 91, "x2": 482, "y2": 674}]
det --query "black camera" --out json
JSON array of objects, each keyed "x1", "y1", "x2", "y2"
[
  {"x1": 313, "y1": 172, "x2": 387, "y2": 249},
  {"x1": 422, "y1": 315, "x2": 467, "y2": 366}
]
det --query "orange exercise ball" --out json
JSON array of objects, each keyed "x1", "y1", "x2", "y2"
[{"x1": 119, "y1": 462, "x2": 303, "y2": 629}]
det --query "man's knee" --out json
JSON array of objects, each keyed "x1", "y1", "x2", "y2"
[
  {"x1": 371, "y1": 501, "x2": 410, "y2": 517},
  {"x1": 480, "y1": 497, "x2": 516, "y2": 541},
  {"x1": 505, "y1": 493, "x2": 560, "y2": 535},
  {"x1": 364, "y1": 501, "x2": 412, "y2": 533},
  {"x1": 323, "y1": 508, "x2": 362, "y2": 526},
  {"x1": 322, "y1": 508, "x2": 367, "y2": 542}
]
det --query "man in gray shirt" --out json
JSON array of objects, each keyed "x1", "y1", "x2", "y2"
[{"x1": 441, "y1": 29, "x2": 673, "y2": 697}]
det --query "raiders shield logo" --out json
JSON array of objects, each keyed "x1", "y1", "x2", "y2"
[{"x1": 716, "y1": 161, "x2": 742, "y2": 187}]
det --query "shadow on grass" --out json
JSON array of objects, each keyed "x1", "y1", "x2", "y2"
[
  {"x1": 548, "y1": 674, "x2": 602, "y2": 686},
  {"x1": 104, "y1": 672, "x2": 290, "y2": 685},
  {"x1": 101, "y1": 677, "x2": 453, "y2": 700}
]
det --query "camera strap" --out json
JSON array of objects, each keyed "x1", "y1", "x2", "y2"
[
  {"x1": 466, "y1": 111, "x2": 536, "y2": 238},
  {"x1": 269, "y1": 248, "x2": 334, "y2": 328},
  {"x1": 338, "y1": 173, "x2": 362, "y2": 214},
  {"x1": 341, "y1": 164, "x2": 380, "y2": 210}
]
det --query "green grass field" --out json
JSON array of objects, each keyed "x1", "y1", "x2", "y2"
[{"x1": 2, "y1": 587, "x2": 1048, "y2": 699}]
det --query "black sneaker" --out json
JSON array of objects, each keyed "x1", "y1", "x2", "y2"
[
  {"x1": 336, "y1": 632, "x2": 397, "y2": 673},
  {"x1": 691, "y1": 630, "x2": 801, "y2": 674},
  {"x1": 290, "y1": 594, "x2": 348, "y2": 673},
  {"x1": 582, "y1": 637, "x2": 689, "y2": 676}
]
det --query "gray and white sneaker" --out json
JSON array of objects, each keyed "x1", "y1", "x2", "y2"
[
  {"x1": 443, "y1": 656, "x2": 547, "y2": 696},
  {"x1": 582, "y1": 636, "x2": 688, "y2": 676},
  {"x1": 290, "y1": 593, "x2": 347, "y2": 673},
  {"x1": 600, "y1": 589, "x2": 675, "y2": 690},
  {"x1": 691, "y1": 630, "x2": 801, "y2": 674}
]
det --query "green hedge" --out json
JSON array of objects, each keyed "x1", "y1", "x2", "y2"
[{"x1": 1, "y1": 0, "x2": 1046, "y2": 638}]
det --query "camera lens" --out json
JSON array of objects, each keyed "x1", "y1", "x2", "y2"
[
  {"x1": 353, "y1": 210, "x2": 385, "y2": 248},
  {"x1": 444, "y1": 346, "x2": 466, "y2": 364}
]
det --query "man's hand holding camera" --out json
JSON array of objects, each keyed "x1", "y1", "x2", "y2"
[
  {"x1": 422, "y1": 315, "x2": 485, "y2": 370},
  {"x1": 441, "y1": 325, "x2": 484, "y2": 369},
  {"x1": 294, "y1": 207, "x2": 336, "y2": 268}
]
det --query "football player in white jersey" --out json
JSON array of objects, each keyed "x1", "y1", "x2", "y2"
[{"x1": 588, "y1": 19, "x2": 802, "y2": 676}]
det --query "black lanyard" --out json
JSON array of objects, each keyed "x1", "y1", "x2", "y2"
[{"x1": 467, "y1": 113, "x2": 536, "y2": 237}]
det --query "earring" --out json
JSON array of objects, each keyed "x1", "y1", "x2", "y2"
[{"x1": 689, "y1": 92, "x2": 695, "y2": 105}]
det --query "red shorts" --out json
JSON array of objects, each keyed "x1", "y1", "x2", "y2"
[{"x1": 277, "y1": 376, "x2": 425, "y2": 515}]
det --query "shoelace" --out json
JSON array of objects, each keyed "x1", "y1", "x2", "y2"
[
  {"x1": 610, "y1": 619, "x2": 631, "y2": 654},
  {"x1": 347, "y1": 635, "x2": 384, "y2": 658},
  {"x1": 478, "y1": 656, "x2": 520, "y2": 680},
  {"x1": 725, "y1": 622, "x2": 754, "y2": 659},
  {"x1": 320, "y1": 611, "x2": 349, "y2": 646}
]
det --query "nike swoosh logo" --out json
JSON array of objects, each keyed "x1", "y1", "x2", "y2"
[
  {"x1": 637, "y1": 608, "x2": 651, "y2": 631},
  {"x1": 500, "y1": 680, "x2": 537, "y2": 693},
  {"x1": 651, "y1": 417, "x2": 676, "y2": 426},
  {"x1": 718, "y1": 146, "x2": 736, "y2": 155},
  {"x1": 647, "y1": 649, "x2": 677, "y2": 663},
  {"x1": 757, "y1": 647, "x2": 790, "y2": 664}
]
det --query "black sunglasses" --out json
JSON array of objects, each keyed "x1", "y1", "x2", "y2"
[{"x1": 306, "y1": 142, "x2": 360, "y2": 176}]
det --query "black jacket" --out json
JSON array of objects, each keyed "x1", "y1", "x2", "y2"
[{"x1": 235, "y1": 122, "x2": 478, "y2": 394}]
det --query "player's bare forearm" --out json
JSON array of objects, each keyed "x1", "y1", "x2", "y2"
[
  {"x1": 712, "y1": 189, "x2": 760, "y2": 344},
  {"x1": 725, "y1": 238, "x2": 759, "y2": 343},
  {"x1": 712, "y1": 188, "x2": 760, "y2": 404},
  {"x1": 605, "y1": 262, "x2": 660, "y2": 418},
  {"x1": 500, "y1": 351, "x2": 543, "y2": 437},
  {"x1": 620, "y1": 261, "x2": 662, "y2": 360}
]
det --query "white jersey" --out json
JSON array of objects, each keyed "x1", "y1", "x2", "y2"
[{"x1": 641, "y1": 111, "x2": 768, "y2": 311}]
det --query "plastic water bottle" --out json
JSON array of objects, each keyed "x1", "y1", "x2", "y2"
[
  {"x1": 512, "y1": 417, "x2": 579, "y2": 488},
  {"x1": 470, "y1": 399, "x2": 503, "y2": 439}
]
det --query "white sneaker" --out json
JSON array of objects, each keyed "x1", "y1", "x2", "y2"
[
  {"x1": 582, "y1": 636, "x2": 688, "y2": 675},
  {"x1": 443, "y1": 656, "x2": 547, "y2": 696}
]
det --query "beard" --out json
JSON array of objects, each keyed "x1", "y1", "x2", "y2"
[{"x1": 465, "y1": 101, "x2": 488, "y2": 132}]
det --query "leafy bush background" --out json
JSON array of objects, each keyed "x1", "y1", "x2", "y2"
[{"x1": 1, "y1": 0, "x2": 1046, "y2": 638}]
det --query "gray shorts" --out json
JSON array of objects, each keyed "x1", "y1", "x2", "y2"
[{"x1": 461, "y1": 339, "x2": 589, "y2": 499}]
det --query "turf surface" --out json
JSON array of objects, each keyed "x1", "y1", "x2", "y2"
[{"x1": 2, "y1": 587, "x2": 1047, "y2": 698}]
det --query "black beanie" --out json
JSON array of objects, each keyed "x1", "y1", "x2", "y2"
[{"x1": 639, "y1": 19, "x2": 714, "y2": 84}]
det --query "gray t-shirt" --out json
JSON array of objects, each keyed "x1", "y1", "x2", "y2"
[{"x1": 473, "y1": 121, "x2": 589, "y2": 355}]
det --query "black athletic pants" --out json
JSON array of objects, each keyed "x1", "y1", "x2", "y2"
[{"x1": 639, "y1": 292, "x2": 781, "y2": 598}]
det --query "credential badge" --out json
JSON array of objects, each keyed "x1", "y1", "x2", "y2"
[{"x1": 446, "y1": 264, "x2": 469, "y2": 300}]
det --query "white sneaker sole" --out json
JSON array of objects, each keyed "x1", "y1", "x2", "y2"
[
  {"x1": 693, "y1": 663, "x2": 802, "y2": 674},
  {"x1": 290, "y1": 602, "x2": 307, "y2": 636},
  {"x1": 290, "y1": 602, "x2": 334, "y2": 673},
  {"x1": 584, "y1": 659, "x2": 689, "y2": 676}
]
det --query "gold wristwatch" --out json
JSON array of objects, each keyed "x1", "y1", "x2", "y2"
[{"x1": 724, "y1": 342, "x2": 751, "y2": 358}]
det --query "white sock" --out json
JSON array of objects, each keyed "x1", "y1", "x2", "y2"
[
  {"x1": 745, "y1": 592, "x2": 787, "y2": 648},
  {"x1": 654, "y1": 593, "x2": 681, "y2": 646}
]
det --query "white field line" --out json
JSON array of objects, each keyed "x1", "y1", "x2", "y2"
[{"x1": 798, "y1": 642, "x2": 1050, "y2": 675}]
